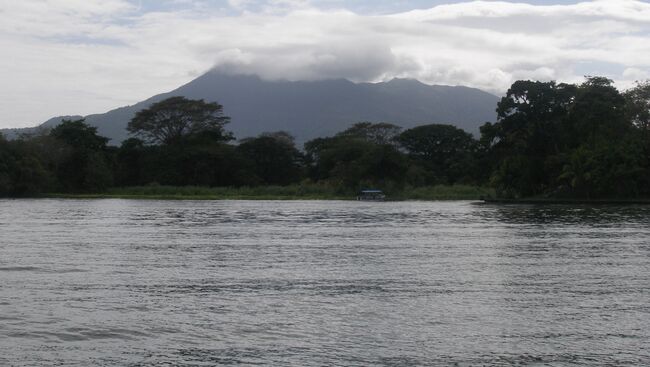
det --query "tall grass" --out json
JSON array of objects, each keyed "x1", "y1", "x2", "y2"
[
  {"x1": 48, "y1": 183, "x2": 493, "y2": 201},
  {"x1": 394, "y1": 185, "x2": 495, "y2": 200},
  {"x1": 104, "y1": 183, "x2": 349, "y2": 200}
]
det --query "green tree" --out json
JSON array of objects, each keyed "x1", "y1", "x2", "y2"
[
  {"x1": 0, "y1": 137, "x2": 13, "y2": 195},
  {"x1": 114, "y1": 138, "x2": 146, "y2": 186},
  {"x1": 624, "y1": 80, "x2": 650, "y2": 194},
  {"x1": 398, "y1": 124, "x2": 477, "y2": 184},
  {"x1": 237, "y1": 132, "x2": 304, "y2": 186},
  {"x1": 492, "y1": 80, "x2": 576, "y2": 154},
  {"x1": 305, "y1": 130, "x2": 408, "y2": 191},
  {"x1": 50, "y1": 119, "x2": 109, "y2": 151},
  {"x1": 0, "y1": 137, "x2": 54, "y2": 196},
  {"x1": 625, "y1": 81, "x2": 650, "y2": 131},
  {"x1": 558, "y1": 142, "x2": 648, "y2": 198},
  {"x1": 569, "y1": 76, "x2": 630, "y2": 147},
  {"x1": 625, "y1": 80, "x2": 650, "y2": 151},
  {"x1": 50, "y1": 119, "x2": 113, "y2": 192},
  {"x1": 176, "y1": 143, "x2": 251, "y2": 187},
  {"x1": 336, "y1": 122, "x2": 402, "y2": 145},
  {"x1": 128, "y1": 96, "x2": 232, "y2": 145},
  {"x1": 482, "y1": 80, "x2": 577, "y2": 196}
]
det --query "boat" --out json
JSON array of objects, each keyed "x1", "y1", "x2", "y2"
[{"x1": 357, "y1": 189, "x2": 385, "y2": 201}]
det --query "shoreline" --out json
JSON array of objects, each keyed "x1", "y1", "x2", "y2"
[
  {"x1": 35, "y1": 194, "x2": 483, "y2": 201},
  {"x1": 9, "y1": 184, "x2": 493, "y2": 201},
  {"x1": 5, "y1": 194, "x2": 649, "y2": 204},
  {"x1": 481, "y1": 198, "x2": 650, "y2": 205},
  {"x1": 41, "y1": 193, "x2": 354, "y2": 201}
]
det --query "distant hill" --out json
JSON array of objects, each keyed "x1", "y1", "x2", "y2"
[
  {"x1": 2, "y1": 72, "x2": 499, "y2": 146},
  {"x1": 2, "y1": 115, "x2": 83, "y2": 140}
]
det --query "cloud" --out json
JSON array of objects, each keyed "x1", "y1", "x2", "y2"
[
  {"x1": 623, "y1": 67, "x2": 650, "y2": 81},
  {"x1": 1, "y1": 0, "x2": 649, "y2": 127},
  {"x1": 212, "y1": 42, "x2": 404, "y2": 82}
]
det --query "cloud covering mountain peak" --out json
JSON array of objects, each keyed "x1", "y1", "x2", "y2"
[{"x1": 1, "y1": 0, "x2": 649, "y2": 128}]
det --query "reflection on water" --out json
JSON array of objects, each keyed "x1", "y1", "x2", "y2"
[{"x1": 1, "y1": 199, "x2": 649, "y2": 366}]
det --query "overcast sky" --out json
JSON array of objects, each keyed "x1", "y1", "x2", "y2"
[{"x1": 1, "y1": 0, "x2": 649, "y2": 128}]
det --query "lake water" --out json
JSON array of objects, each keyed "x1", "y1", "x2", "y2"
[{"x1": 1, "y1": 199, "x2": 649, "y2": 366}]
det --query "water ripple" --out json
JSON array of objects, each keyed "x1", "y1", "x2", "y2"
[{"x1": 1, "y1": 199, "x2": 650, "y2": 365}]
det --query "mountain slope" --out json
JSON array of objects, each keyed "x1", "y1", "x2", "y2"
[
  {"x1": 1, "y1": 115, "x2": 83, "y2": 140},
  {"x1": 5, "y1": 72, "x2": 499, "y2": 145}
]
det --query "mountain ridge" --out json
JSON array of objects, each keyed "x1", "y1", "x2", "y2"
[{"x1": 2, "y1": 72, "x2": 499, "y2": 145}]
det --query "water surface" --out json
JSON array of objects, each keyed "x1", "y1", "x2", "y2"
[{"x1": 1, "y1": 199, "x2": 649, "y2": 365}]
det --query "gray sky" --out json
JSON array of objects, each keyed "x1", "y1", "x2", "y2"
[{"x1": 1, "y1": 0, "x2": 649, "y2": 128}]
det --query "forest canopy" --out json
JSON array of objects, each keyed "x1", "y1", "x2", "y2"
[{"x1": 1, "y1": 77, "x2": 649, "y2": 199}]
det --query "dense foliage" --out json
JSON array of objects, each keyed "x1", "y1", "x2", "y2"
[
  {"x1": 483, "y1": 77, "x2": 650, "y2": 198},
  {"x1": 1, "y1": 78, "x2": 649, "y2": 199},
  {"x1": 128, "y1": 96, "x2": 232, "y2": 145}
]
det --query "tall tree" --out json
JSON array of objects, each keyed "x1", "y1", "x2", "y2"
[
  {"x1": 625, "y1": 80, "x2": 650, "y2": 133},
  {"x1": 336, "y1": 122, "x2": 402, "y2": 145},
  {"x1": 128, "y1": 96, "x2": 232, "y2": 145},
  {"x1": 481, "y1": 80, "x2": 577, "y2": 197},
  {"x1": 114, "y1": 138, "x2": 146, "y2": 186},
  {"x1": 50, "y1": 119, "x2": 109, "y2": 151},
  {"x1": 305, "y1": 129, "x2": 408, "y2": 190},
  {"x1": 50, "y1": 119, "x2": 113, "y2": 192},
  {"x1": 569, "y1": 76, "x2": 629, "y2": 146},
  {"x1": 398, "y1": 124, "x2": 477, "y2": 184},
  {"x1": 237, "y1": 132, "x2": 304, "y2": 186}
]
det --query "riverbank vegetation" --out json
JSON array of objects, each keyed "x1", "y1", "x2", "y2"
[
  {"x1": 45, "y1": 184, "x2": 492, "y2": 201},
  {"x1": 1, "y1": 77, "x2": 648, "y2": 200}
]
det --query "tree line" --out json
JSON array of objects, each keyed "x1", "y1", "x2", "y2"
[{"x1": 1, "y1": 77, "x2": 649, "y2": 199}]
